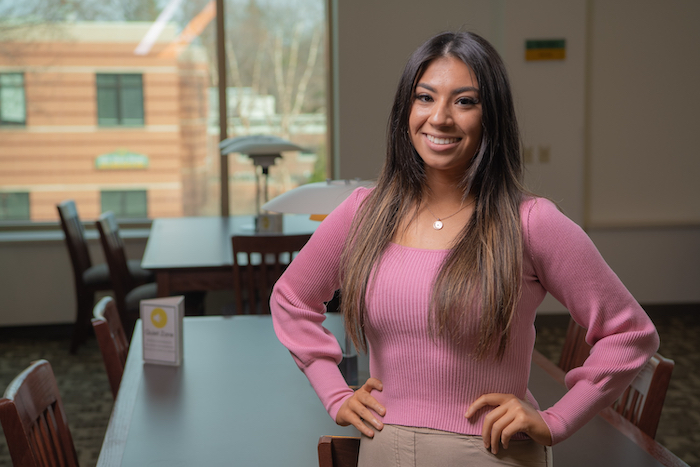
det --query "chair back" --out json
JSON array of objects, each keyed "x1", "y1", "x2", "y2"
[
  {"x1": 0, "y1": 360, "x2": 79, "y2": 467},
  {"x1": 96, "y1": 212, "x2": 136, "y2": 316},
  {"x1": 318, "y1": 436, "x2": 360, "y2": 467},
  {"x1": 231, "y1": 234, "x2": 311, "y2": 314},
  {"x1": 57, "y1": 200, "x2": 92, "y2": 281},
  {"x1": 558, "y1": 317, "x2": 592, "y2": 372},
  {"x1": 92, "y1": 296, "x2": 129, "y2": 399},
  {"x1": 613, "y1": 352, "x2": 674, "y2": 439},
  {"x1": 558, "y1": 317, "x2": 674, "y2": 439}
]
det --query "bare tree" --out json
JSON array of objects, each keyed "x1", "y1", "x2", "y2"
[
  {"x1": 0, "y1": 0, "x2": 65, "y2": 50},
  {"x1": 213, "y1": 0, "x2": 325, "y2": 136},
  {"x1": 273, "y1": 22, "x2": 321, "y2": 137},
  {"x1": 173, "y1": 0, "x2": 325, "y2": 136}
]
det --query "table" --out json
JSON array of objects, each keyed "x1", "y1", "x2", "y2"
[
  {"x1": 97, "y1": 315, "x2": 688, "y2": 467},
  {"x1": 141, "y1": 215, "x2": 318, "y2": 296},
  {"x1": 96, "y1": 315, "x2": 358, "y2": 467}
]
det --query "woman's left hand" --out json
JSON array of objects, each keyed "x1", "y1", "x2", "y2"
[{"x1": 465, "y1": 393, "x2": 552, "y2": 454}]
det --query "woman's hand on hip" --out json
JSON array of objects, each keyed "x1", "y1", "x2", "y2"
[
  {"x1": 466, "y1": 393, "x2": 552, "y2": 454},
  {"x1": 335, "y1": 377, "x2": 386, "y2": 437}
]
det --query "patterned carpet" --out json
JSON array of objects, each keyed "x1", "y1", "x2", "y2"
[
  {"x1": 0, "y1": 326, "x2": 112, "y2": 467},
  {"x1": 0, "y1": 305, "x2": 698, "y2": 467}
]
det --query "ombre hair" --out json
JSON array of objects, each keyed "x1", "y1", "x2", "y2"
[{"x1": 340, "y1": 31, "x2": 526, "y2": 359}]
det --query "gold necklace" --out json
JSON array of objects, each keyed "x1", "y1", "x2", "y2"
[{"x1": 425, "y1": 199, "x2": 473, "y2": 230}]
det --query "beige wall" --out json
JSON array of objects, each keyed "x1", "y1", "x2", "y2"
[
  {"x1": 0, "y1": 233, "x2": 147, "y2": 326},
  {"x1": 331, "y1": 0, "x2": 700, "y2": 311},
  {"x1": 587, "y1": 2, "x2": 700, "y2": 227}
]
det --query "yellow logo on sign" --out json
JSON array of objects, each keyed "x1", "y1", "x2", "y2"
[{"x1": 150, "y1": 308, "x2": 168, "y2": 329}]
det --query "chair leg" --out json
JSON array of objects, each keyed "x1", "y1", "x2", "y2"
[
  {"x1": 123, "y1": 314, "x2": 137, "y2": 343},
  {"x1": 70, "y1": 291, "x2": 94, "y2": 354},
  {"x1": 183, "y1": 291, "x2": 206, "y2": 316}
]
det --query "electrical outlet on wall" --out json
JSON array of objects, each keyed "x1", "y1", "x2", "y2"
[
  {"x1": 523, "y1": 146, "x2": 534, "y2": 164},
  {"x1": 538, "y1": 145, "x2": 551, "y2": 163}
]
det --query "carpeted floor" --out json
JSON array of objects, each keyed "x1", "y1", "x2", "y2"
[
  {"x1": 0, "y1": 326, "x2": 113, "y2": 467},
  {"x1": 0, "y1": 305, "x2": 698, "y2": 467}
]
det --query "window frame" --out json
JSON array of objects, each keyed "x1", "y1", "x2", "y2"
[
  {"x1": 0, "y1": 192, "x2": 30, "y2": 221},
  {"x1": 96, "y1": 73, "x2": 145, "y2": 127},
  {"x1": 0, "y1": 72, "x2": 27, "y2": 127},
  {"x1": 100, "y1": 189, "x2": 149, "y2": 219}
]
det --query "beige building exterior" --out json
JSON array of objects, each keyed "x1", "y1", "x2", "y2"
[{"x1": 0, "y1": 22, "x2": 210, "y2": 221}]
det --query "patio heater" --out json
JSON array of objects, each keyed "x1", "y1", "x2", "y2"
[{"x1": 219, "y1": 135, "x2": 304, "y2": 231}]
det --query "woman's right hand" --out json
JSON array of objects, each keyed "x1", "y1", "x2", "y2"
[{"x1": 335, "y1": 377, "x2": 386, "y2": 437}]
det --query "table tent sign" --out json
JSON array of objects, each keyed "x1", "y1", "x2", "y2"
[{"x1": 140, "y1": 296, "x2": 184, "y2": 366}]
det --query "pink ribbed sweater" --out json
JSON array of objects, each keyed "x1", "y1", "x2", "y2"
[{"x1": 271, "y1": 188, "x2": 659, "y2": 445}]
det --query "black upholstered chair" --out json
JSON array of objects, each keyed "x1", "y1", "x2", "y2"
[
  {"x1": 57, "y1": 200, "x2": 153, "y2": 352},
  {"x1": 96, "y1": 211, "x2": 158, "y2": 337}
]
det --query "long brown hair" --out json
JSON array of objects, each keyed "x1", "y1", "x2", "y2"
[{"x1": 340, "y1": 31, "x2": 525, "y2": 359}]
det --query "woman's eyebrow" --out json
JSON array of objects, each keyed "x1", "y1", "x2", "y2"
[
  {"x1": 415, "y1": 83, "x2": 479, "y2": 95},
  {"x1": 453, "y1": 86, "x2": 479, "y2": 95},
  {"x1": 415, "y1": 83, "x2": 436, "y2": 92}
]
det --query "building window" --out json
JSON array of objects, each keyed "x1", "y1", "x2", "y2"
[
  {"x1": 101, "y1": 190, "x2": 148, "y2": 218},
  {"x1": 0, "y1": 192, "x2": 30, "y2": 220},
  {"x1": 0, "y1": 73, "x2": 26, "y2": 126},
  {"x1": 96, "y1": 74, "x2": 144, "y2": 126}
]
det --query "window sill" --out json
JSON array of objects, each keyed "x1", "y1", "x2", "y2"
[{"x1": 0, "y1": 220, "x2": 152, "y2": 244}]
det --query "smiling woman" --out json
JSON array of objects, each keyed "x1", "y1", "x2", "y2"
[{"x1": 271, "y1": 30, "x2": 659, "y2": 467}]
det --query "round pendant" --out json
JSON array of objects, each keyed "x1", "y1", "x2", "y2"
[{"x1": 433, "y1": 220, "x2": 443, "y2": 230}]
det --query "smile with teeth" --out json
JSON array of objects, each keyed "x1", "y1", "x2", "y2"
[{"x1": 426, "y1": 134, "x2": 461, "y2": 145}]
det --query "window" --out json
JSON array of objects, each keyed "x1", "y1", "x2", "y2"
[
  {"x1": 0, "y1": 1, "x2": 327, "y2": 222},
  {"x1": 96, "y1": 74, "x2": 144, "y2": 126},
  {"x1": 0, "y1": 73, "x2": 26, "y2": 126},
  {"x1": 101, "y1": 190, "x2": 148, "y2": 218},
  {"x1": 0, "y1": 192, "x2": 30, "y2": 220}
]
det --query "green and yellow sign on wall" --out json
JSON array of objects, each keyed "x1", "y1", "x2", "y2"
[
  {"x1": 525, "y1": 39, "x2": 566, "y2": 61},
  {"x1": 95, "y1": 149, "x2": 149, "y2": 170}
]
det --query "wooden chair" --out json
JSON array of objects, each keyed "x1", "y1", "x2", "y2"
[
  {"x1": 558, "y1": 317, "x2": 674, "y2": 438},
  {"x1": 318, "y1": 436, "x2": 360, "y2": 467},
  {"x1": 612, "y1": 352, "x2": 674, "y2": 439},
  {"x1": 231, "y1": 234, "x2": 311, "y2": 314},
  {"x1": 557, "y1": 317, "x2": 592, "y2": 372},
  {"x1": 96, "y1": 211, "x2": 158, "y2": 336},
  {"x1": 58, "y1": 200, "x2": 153, "y2": 353},
  {"x1": 92, "y1": 296, "x2": 129, "y2": 399},
  {"x1": 58, "y1": 199, "x2": 113, "y2": 353},
  {"x1": 0, "y1": 360, "x2": 79, "y2": 467}
]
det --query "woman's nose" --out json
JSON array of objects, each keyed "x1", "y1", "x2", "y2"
[{"x1": 429, "y1": 101, "x2": 452, "y2": 126}]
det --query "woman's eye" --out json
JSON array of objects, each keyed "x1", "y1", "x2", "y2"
[
  {"x1": 415, "y1": 94, "x2": 432, "y2": 103},
  {"x1": 457, "y1": 97, "x2": 479, "y2": 106}
]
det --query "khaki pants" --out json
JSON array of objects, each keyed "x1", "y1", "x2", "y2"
[{"x1": 358, "y1": 424, "x2": 552, "y2": 467}]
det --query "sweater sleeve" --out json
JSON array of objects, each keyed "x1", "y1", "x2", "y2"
[
  {"x1": 270, "y1": 187, "x2": 370, "y2": 421},
  {"x1": 524, "y1": 198, "x2": 659, "y2": 444}
]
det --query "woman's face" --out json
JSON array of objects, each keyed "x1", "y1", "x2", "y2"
[{"x1": 408, "y1": 56, "x2": 483, "y2": 179}]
